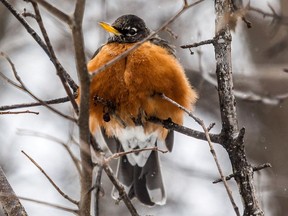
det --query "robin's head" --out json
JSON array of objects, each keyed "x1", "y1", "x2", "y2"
[{"x1": 99, "y1": 14, "x2": 150, "y2": 43}]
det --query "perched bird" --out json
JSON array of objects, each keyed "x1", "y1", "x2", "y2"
[{"x1": 86, "y1": 14, "x2": 197, "y2": 206}]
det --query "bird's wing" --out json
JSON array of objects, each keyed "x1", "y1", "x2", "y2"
[
  {"x1": 165, "y1": 130, "x2": 174, "y2": 152},
  {"x1": 91, "y1": 44, "x2": 105, "y2": 59},
  {"x1": 149, "y1": 35, "x2": 176, "y2": 57},
  {"x1": 112, "y1": 146, "x2": 166, "y2": 206},
  {"x1": 100, "y1": 127, "x2": 121, "y2": 154}
]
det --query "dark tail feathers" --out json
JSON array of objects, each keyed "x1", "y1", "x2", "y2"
[{"x1": 112, "y1": 150, "x2": 166, "y2": 206}]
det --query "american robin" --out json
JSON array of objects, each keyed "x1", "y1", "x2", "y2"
[{"x1": 86, "y1": 14, "x2": 197, "y2": 206}]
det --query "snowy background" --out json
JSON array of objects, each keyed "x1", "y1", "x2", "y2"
[{"x1": 1, "y1": 0, "x2": 288, "y2": 215}]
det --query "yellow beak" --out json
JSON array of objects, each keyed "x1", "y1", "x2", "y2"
[{"x1": 98, "y1": 22, "x2": 121, "y2": 36}]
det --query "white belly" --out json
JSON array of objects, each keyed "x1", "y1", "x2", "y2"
[{"x1": 117, "y1": 126, "x2": 160, "y2": 167}]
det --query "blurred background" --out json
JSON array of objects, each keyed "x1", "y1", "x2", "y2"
[{"x1": 0, "y1": 0, "x2": 287, "y2": 215}]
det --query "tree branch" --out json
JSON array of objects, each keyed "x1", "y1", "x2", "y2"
[
  {"x1": 89, "y1": 136, "x2": 140, "y2": 215},
  {"x1": 102, "y1": 163, "x2": 139, "y2": 216},
  {"x1": 214, "y1": 0, "x2": 264, "y2": 215},
  {"x1": 148, "y1": 116, "x2": 221, "y2": 143},
  {"x1": 26, "y1": 1, "x2": 79, "y2": 113},
  {"x1": 0, "y1": 0, "x2": 78, "y2": 93},
  {"x1": 19, "y1": 196, "x2": 78, "y2": 214},
  {"x1": 21, "y1": 150, "x2": 79, "y2": 206},
  {"x1": 70, "y1": 1, "x2": 93, "y2": 215},
  {"x1": 29, "y1": 0, "x2": 72, "y2": 24},
  {"x1": 0, "y1": 96, "x2": 71, "y2": 111},
  {"x1": 213, "y1": 163, "x2": 272, "y2": 184},
  {"x1": 248, "y1": 4, "x2": 288, "y2": 25},
  {"x1": 106, "y1": 147, "x2": 168, "y2": 162},
  {"x1": 160, "y1": 94, "x2": 240, "y2": 216},
  {"x1": 0, "y1": 166, "x2": 28, "y2": 216},
  {"x1": 0, "y1": 110, "x2": 39, "y2": 115},
  {"x1": 93, "y1": 166, "x2": 103, "y2": 216},
  {"x1": 18, "y1": 129, "x2": 81, "y2": 176},
  {"x1": 0, "y1": 52, "x2": 76, "y2": 122},
  {"x1": 180, "y1": 38, "x2": 215, "y2": 49}
]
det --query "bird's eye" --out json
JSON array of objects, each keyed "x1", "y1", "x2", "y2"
[{"x1": 126, "y1": 27, "x2": 137, "y2": 37}]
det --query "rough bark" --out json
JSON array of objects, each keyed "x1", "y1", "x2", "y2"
[{"x1": 214, "y1": 0, "x2": 264, "y2": 215}]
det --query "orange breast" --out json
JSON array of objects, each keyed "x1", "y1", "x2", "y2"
[{"x1": 87, "y1": 41, "x2": 197, "y2": 138}]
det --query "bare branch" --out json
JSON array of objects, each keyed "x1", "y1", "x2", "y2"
[
  {"x1": 70, "y1": 0, "x2": 93, "y2": 215},
  {"x1": 29, "y1": 0, "x2": 72, "y2": 25},
  {"x1": 21, "y1": 150, "x2": 79, "y2": 206},
  {"x1": 160, "y1": 94, "x2": 240, "y2": 216},
  {"x1": 248, "y1": 5, "x2": 288, "y2": 25},
  {"x1": 27, "y1": 1, "x2": 79, "y2": 113},
  {"x1": 0, "y1": 110, "x2": 39, "y2": 115},
  {"x1": 0, "y1": 52, "x2": 76, "y2": 122},
  {"x1": 102, "y1": 163, "x2": 139, "y2": 216},
  {"x1": 164, "y1": 27, "x2": 178, "y2": 39},
  {"x1": 213, "y1": 163, "x2": 272, "y2": 184},
  {"x1": 0, "y1": 166, "x2": 28, "y2": 216},
  {"x1": 207, "y1": 122, "x2": 216, "y2": 131},
  {"x1": 90, "y1": 143, "x2": 139, "y2": 216},
  {"x1": 214, "y1": 0, "x2": 264, "y2": 215},
  {"x1": 106, "y1": 147, "x2": 168, "y2": 162},
  {"x1": 148, "y1": 116, "x2": 221, "y2": 144},
  {"x1": 18, "y1": 129, "x2": 81, "y2": 176},
  {"x1": 19, "y1": 196, "x2": 78, "y2": 214},
  {"x1": 191, "y1": 68, "x2": 288, "y2": 105},
  {"x1": 0, "y1": 96, "x2": 71, "y2": 111},
  {"x1": 183, "y1": 0, "x2": 189, "y2": 7},
  {"x1": 0, "y1": 0, "x2": 78, "y2": 93},
  {"x1": 0, "y1": 66, "x2": 23, "y2": 91},
  {"x1": 93, "y1": 166, "x2": 103, "y2": 216},
  {"x1": 235, "y1": 91, "x2": 288, "y2": 105},
  {"x1": 181, "y1": 38, "x2": 215, "y2": 49}
]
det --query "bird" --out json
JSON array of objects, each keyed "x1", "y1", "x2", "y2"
[{"x1": 86, "y1": 14, "x2": 198, "y2": 206}]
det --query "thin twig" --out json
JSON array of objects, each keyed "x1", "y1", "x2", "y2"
[
  {"x1": 89, "y1": 145, "x2": 140, "y2": 216},
  {"x1": 193, "y1": 69, "x2": 288, "y2": 105},
  {"x1": 159, "y1": 93, "x2": 201, "y2": 123},
  {"x1": 248, "y1": 5, "x2": 288, "y2": 25},
  {"x1": 0, "y1": 110, "x2": 39, "y2": 115},
  {"x1": 29, "y1": 0, "x2": 72, "y2": 24},
  {"x1": 18, "y1": 129, "x2": 81, "y2": 176},
  {"x1": 183, "y1": 0, "x2": 189, "y2": 7},
  {"x1": 0, "y1": 67, "x2": 23, "y2": 91},
  {"x1": 22, "y1": 8, "x2": 36, "y2": 19},
  {"x1": 19, "y1": 196, "x2": 78, "y2": 214},
  {"x1": 0, "y1": 96, "x2": 71, "y2": 111},
  {"x1": 180, "y1": 38, "x2": 215, "y2": 49},
  {"x1": 207, "y1": 122, "x2": 216, "y2": 131},
  {"x1": 164, "y1": 27, "x2": 178, "y2": 39},
  {"x1": 0, "y1": 52, "x2": 76, "y2": 122},
  {"x1": 93, "y1": 166, "x2": 103, "y2": 216},
  {"x1": 0, "y1": 0, "x2": 78, "y2": 92},
  {"x1": 106, "y1": 147, "x2": 168, "y2": 162},
  {"x1": 147, "y1": 116, "x2": 221, "y2": 144},
  {"x1": 27, "y1": 1, "x2": 79, "y2": 113},
  {"x1": 160, "y1": 93, "x2": 240, "y2": 216},
  {"x1": 213, "y1": 163, "x2": 272, "y2": 184},
  {"x1": 235, "y1": 91, "x2": 288, "y2": 105},
  {"x1": 21, "y1": 150, "x2": 79, "y2": 206},
  {"x1": 102, "y1": 163, "x2": 139, "y2": 216}
]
